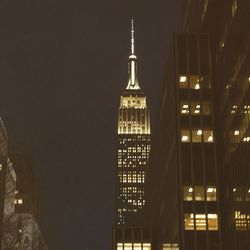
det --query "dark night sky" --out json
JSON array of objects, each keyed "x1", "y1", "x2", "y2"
[{"x1": 0, "y1": 1, "x2": 180, "y2": 249}]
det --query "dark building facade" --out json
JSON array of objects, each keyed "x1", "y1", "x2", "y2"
[
  {"x1": 116, "y1": 20, "x2": 151, "y2": 226},
  {"x1": 181, "y1": 1, "x2": 250, "y2": 249},
  {"x1": 112, "y1": 227, "x2": 152, "y2": 250},
  {"x1": 146, "y1": 33, "x2": 221, "y2": 250},
  {"x1": 146, "y1": 1, "x2": 250, "y2": 250}
]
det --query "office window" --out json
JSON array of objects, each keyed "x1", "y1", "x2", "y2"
[
  {"x1": 191, "y1": 102, "x2": 201, "y2": 115},
  {"x1": 181, "y1": 130, "x2": 190, "y2": 142},
  {"x1": 203, "y1": 130, "x2": 213, "y2": 142},
  {"x1": 185, "y1": 213, "x2": 218, "y2": 230},
  {"x1": 183, "y1": 186, "x2": 216, "y2": 201},
  {"x1": 117, "y1": 243, "x2": 123, "y2": 250},
  {"x1": 162, "y1": 243, "x2": 179, "y2": 250},
  {"x1": 183, "y1": 186, "x2": 193, "y2": 201},
  {"x1": 179, "y1": 75, "x2": 188, "y2": 88},
  {"x1": 194, "y1": 186, "x2": 205, "y2": 201},
  {"x1": 235, "y1": 211, "x2": 250, "y2": 230},
  {"x1": 178, "y1": 75, "x2": 199, "y2": 89},
  {"x1": 207, "y1": 187, "x2": 217, "y2": 201},
  {"x1": 185, "y1": 214, "x2": 194, "y2": 230},
  {"x1": 192, "y1": 129, "x2": 202, "y2": 142},
  {"x1": 189, "y1": 75, "x2": 200, "y2": 89},
  {"x1": 181, "y1": 102, "x2": 210, "y2": 115},
  {"x1": 180, "y1": 102, "x2": 189, "y2": 114}
]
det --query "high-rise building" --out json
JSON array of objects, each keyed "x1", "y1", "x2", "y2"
[
  {"x1": 116, "y1": 20, "x2": 151, "y2": 225},
  {"x1": 146, "y1": 33, "x2": 222, "y2": 250},
  {"x1": 145, "y1": 1, "x2": 250, "y2": 250},
  {"x1": 182, "y1": 1, "x2": 250, "y2": 249}
]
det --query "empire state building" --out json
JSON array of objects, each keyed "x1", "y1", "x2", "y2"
[{"x1": 116, "y1": 20, "x2": 151, "y2": 225}]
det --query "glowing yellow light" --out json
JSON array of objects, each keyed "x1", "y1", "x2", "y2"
[
  {"x1": 180, "y1": 76, "x2": 187, "y2": 82},
  {"x1": 197, "y1": 130, "x2": 202, "y2": 135},
  {"x1": 234, "y1": 130, "x2": 239, "y2": 135},
  {"x1": 195, "y1": 83, "x2": 200, "y2": 89},
  {"x1": 182, "y1": 136, "x2": 189, "y2": 142}
]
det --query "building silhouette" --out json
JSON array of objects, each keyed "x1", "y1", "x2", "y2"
[
  {"x1": 0, "y1": 118, "x2": 48, "y2": 249},
  {"x1": 116, "y1": 20, "x2": 151, "y2": 226}
]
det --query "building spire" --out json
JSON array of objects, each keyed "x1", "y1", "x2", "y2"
[
  {"x1": 131, "y1": 19, "x2": 135, "y2": 55},
  {"x1": 126, "y1": 19, "x2": 140, "y2": 90}
]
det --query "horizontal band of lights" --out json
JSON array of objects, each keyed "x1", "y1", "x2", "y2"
[
  {"x1": 118, "y1": 96, "x2": 150, "y2": 135},
  {"x1": 178, "y1": 75, "x2": 211, "y2": 89},
  {"x1": 184, "y1": 213, "x2": 218, "y2": 230},
  {"x1": 180, "y1": 101, "x2": 210, "y2": 115},
  {"x1": 162, "y1": 243, "x2": 179, "y2": 250},
  {"x1": 181, "y1": 129, "x2": 213, "y2": 143},
  {"x1": 235, "y1": 211, "x2": 250, "y2": 231},
  {"x1": 117, "y1": 243, "x2": 151, "y2": 250},
  {"x1": 183, "y1": 186, "x2": 217, "y2": 201}
]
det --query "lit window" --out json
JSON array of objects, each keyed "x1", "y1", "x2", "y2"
[
  {"x1": 204, "y1": 130, "x2": 213, "y2": 142},
  {"x1": 18, "y1": 199, "x2": 23, "y2": 205},
  {"x1": 190, "y1": 75, "x2": 200, "y2": 89},
  {"x1": 179, "y1": 75, "x2": 188, "y2": 88},
  {"x1": 234, "y1": 130, "x2": 239, "y2": 135},
  {"x1": 181, "y1": 130, "x2": 190, "y2": 142},
  {"x1": 207, "y1": 214, "x2": 218, "y2": 230},
  {"x1": 143, "y1": 243, "x2": 151, "y2": 250},
  {"x1": 192, "y1": 130, "x2": 202, "y2": 142},
  {"x1": 195, "y1": 83, "x2": 200, "y2": 89},
  {"x1": 162, "y1": 243, "x2": 179, "y2": 250},
  {"x1": 180, "y1": 103, "x2": 189, "y2": 114},
  {"x1": 207, "y1": 187, "x2": 217, "y2": 201},
  {"x1": 179, "y1": 76, "x2": 187, "y2": 82},
  {"x1": 194, "y1": 186, "x2": 205, "y2": 201},
  {"x1": 183, "y1": 186, "x2": 193, "y2": 201},
  {"x1": 134, "y1": 243, "x2": 142, "y2": 250},
  {"x1": 184, "y1": 186, "x2": 216, "y2": 201},
  {"x1": 185, "y1": 213, "x2": 218, "y2": 230},
  {"x1": 235, "y1": 211, "x2": 250, "y2": 231}
]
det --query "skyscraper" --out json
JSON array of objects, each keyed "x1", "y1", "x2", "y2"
[{"x1": 116, "y1": 20, "x2": 151, "y2": 225}]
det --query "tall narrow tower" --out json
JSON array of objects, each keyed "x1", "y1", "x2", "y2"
[{"x1": 116, "y1": 20, "x2": 151, "y2": 225}]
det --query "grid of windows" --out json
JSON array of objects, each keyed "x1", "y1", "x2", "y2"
[
  {"x1": 117, "y1": 243, "x2": 151, "y2": 250},
  {"x1": 183, "y1": 186, "x2": 217, "y2": 201},
  {"x1": 181, "y1": 129, "x2": 213, "y2": 142},
  {"x1": 184, "y1": 213, "x2": 218, "y2": 230},
  {"x1": 180, "y1": 101, "x2": 210, "y2": 115},
  {"x1": 235, "y1": 211, "x2": 250, "y2": 231}
]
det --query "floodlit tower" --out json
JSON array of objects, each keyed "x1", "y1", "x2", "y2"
[{"x1": 116, "y1": 20, "x2": 151, "y2": 225}]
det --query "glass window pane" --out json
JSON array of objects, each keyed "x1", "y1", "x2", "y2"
[
  {"x1": 184, "y1": 186, "x2": 193, "y2": 201},
  {"x1": 192, "y1": 130, "x2": 202, "y2": 142},
  {"x1": 180, "y1": 102, "x2": 189, "y2": 115},
  {"x1": 194, "y1": 186, "x2": 205, "y2": 201},
  {"x1": 195, "y1": 214, "x2": 207, "y2": 230},
  {"x1": 206, "y1": 187, "x2": 217, "y2": 201},
  {"x1": 207, "y1": 214, "x2": 218, "y2": 230},
  {"x1": 181, "y1": 130, "x2": 190, "y2": 142},
  {"x1": 190, "y1": 75, "x2": 200, "y2": 89},
  {"x1": 179, "y1": 75, "x2": 188, "y2": 88},
  {"x1": 203, "y1": 130, "x2": 213, "y2": 142},
  {"x1": 184, "y1": 214, "x2": 194, "y2": 230},
  {"x1": 191, "y1": 102, "x2": 201, "y2": 115},
  {"x1": 202, "y1": 102, "x2": 210, "y2": 115}
]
